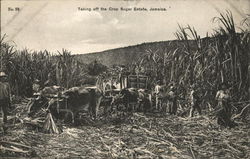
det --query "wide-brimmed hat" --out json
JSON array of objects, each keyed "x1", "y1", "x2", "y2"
[
  {"x1": 34, "y1": 79, "x2": 40, "y2": 83},
  {"x1": 0, "y1": 72, "x2": 7, "y2": 77},
  {"x1": 170, "y1": 85, "x2": 176, "y2": 90}
]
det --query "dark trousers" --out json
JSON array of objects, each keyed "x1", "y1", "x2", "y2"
[
  {"x1": 0, "y1": 98, "x2": 9, "y2": 123},
  {"x1": 190, "y1": 102, "x2": 201, "y2": 117},
  {"x1": 217, "y1": 102, "x2": 234, "y2": 127},
  {"x1": 155, "y1": 95, "x2": 162, "y2": 110},
  {"x1": 168, "y1": 99, "x2": 177, "y2": 115},
  {"x1": 217, "y1": 108, "x2": 234, "y2": 127}
]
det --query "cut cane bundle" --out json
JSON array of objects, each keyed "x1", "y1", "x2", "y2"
[{"x1": 43, "y1": 112, "x2": 62, "y2": 134}]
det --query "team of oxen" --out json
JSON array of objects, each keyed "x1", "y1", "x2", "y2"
[{"x1": 28, "y1": 85, "x2": 153, "y2": 123}]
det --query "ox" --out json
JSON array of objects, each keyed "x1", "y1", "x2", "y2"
[
  {"x1": 28, "y1": 86, "x2": 103, "y2": 123},
  {"x1": 117, "y1": 88, "x2": 152, "y2": 112}
]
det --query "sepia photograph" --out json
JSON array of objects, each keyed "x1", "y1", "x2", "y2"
[{"x1": 0, "y1": 0, "x2": 250, "y2": 158}]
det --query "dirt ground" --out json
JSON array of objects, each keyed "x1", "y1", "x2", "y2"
[{"x1": 1, "y1": 100, "x2": 250, "y2": 159}]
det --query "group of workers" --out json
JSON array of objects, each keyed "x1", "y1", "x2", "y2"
[
  {"x1": 154, "y1": 80, "x2": 234, "y2": 127},
  {"x1": 154, "y1": 82, "x2": 180, "y2": 115},
  {"x1": 0, "y1": 71, "x2": 235, "y2": 129}
]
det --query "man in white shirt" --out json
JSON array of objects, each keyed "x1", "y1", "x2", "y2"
[{"x1": 155, "y1": 81, "x2": 161, "y2": 110}]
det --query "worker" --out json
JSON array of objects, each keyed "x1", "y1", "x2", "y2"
[
  {"x1": 154, "y1": 81, "x2": 162, "y2": 110},
  {"x1": 0, "y1": 72, "x2": 11, "y2": 125},
  {"x1": 189, "y1": 84, "x2": 202, "y2": 117},
  {"x1": 168, "y1": 85, "x2": 178, "y2": 115},
  {"x1": 32, "y1": 79, "x2": 41, "y2": 94},
  {"x1": 215, "y1": 82, "x2": 235, "y2": 127}
]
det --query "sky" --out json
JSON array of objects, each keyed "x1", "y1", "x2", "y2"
[{"x1": 1, "y1": 0, "x2": 250, "y2": 54}]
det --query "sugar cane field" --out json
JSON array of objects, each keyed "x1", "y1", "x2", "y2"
[{"x1": 0, "y1": 11, "x2": 250, "y2": 159}]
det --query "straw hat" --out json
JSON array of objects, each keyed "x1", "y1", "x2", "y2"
[
  {"x1": 34, "y1": 79, "x2": 40, "y2": 83},
  {"x1": 0, "y1": 72, "x2": 7, "y2": 77},
  {"x1": 170, "y1": 85, "x2": 176, "y2": 91}
]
